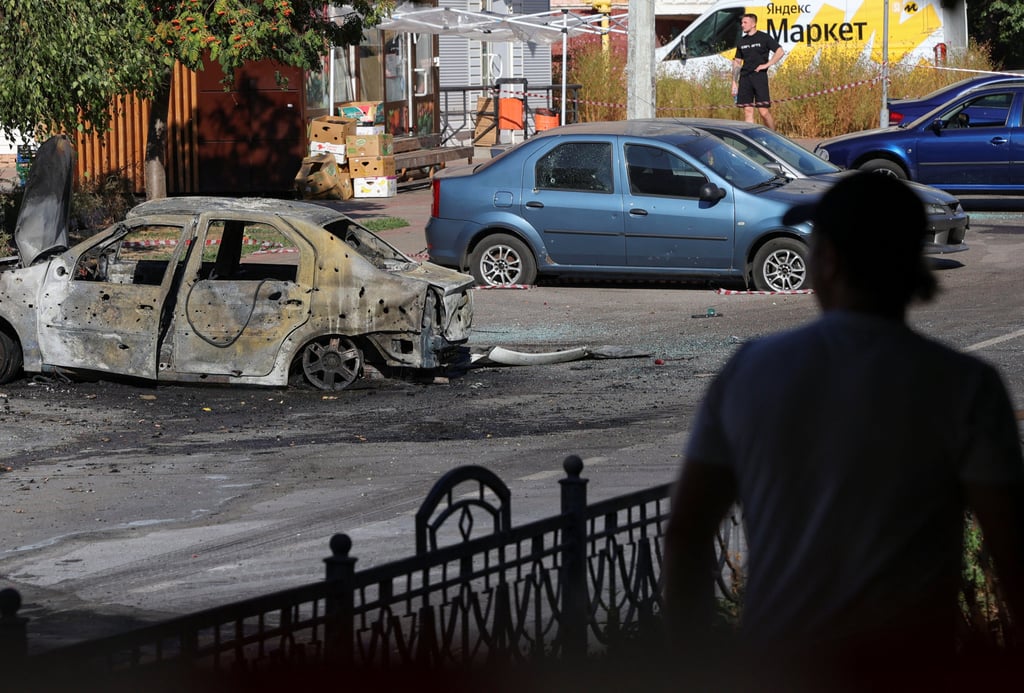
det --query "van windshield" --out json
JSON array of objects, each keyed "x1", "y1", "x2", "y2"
[{"x1": 680, "y1": 8, "x2": 743, "y2": 60}]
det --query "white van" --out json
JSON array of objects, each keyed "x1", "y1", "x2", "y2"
[{"x1": 656, "y1": 0, "x2": 968, "y2": 78}]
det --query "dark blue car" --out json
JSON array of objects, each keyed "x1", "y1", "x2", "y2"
[
  {"x1": 426, "y1": 120, "x2": 829, "y2": 291},
  {"x1": 887, "y1": 72, "x2": 1024, "y2": 125},
  {"x1": 816, "y1": 81, "x2": 1024, "y2": 195}
]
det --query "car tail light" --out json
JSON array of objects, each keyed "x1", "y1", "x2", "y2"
[
  {"x1": 888, "y1": 111, "x2": 904, "y2": 125},
  {"x1": 431, "y1": 179, "x2": 441, "y2": 218}
]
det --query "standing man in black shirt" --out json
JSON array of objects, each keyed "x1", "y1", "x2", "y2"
[{"x1": 732, "y1": 13, "x2": 785, "y2": 129}]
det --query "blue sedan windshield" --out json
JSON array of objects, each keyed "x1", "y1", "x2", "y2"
[{"x1": 686, "y1": 137, "x2": 776, "y2": 189}]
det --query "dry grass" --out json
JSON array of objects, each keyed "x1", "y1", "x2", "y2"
[{"x1": 569, "y1": 41, "x2": 997, "y2": 139}]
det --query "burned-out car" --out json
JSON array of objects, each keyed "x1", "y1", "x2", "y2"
[{"x1": 0, "y1": 137, "x2": 474, "y2": 390}]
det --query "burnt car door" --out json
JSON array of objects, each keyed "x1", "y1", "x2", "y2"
[
  {"x1": 169, "y1": 215, "x2": 313, "y2": 378},
  {"x1": 36, "y1": 220, "x2": 190, "y2": 379}
]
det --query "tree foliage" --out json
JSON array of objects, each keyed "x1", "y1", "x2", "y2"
[
  {"x1": 967, "y1": 1, "x2": 1024, "y2": 69},
  {"x1": 0, "y1": 1, "x2": 156, "y2": 142},
  {"x1": 0, "y1": 1, "x2": 393, "y2": 142}
]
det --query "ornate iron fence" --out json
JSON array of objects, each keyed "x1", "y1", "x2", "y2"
[{"x1": 3, "y1": 455, "x2": 694, "y2": 688}]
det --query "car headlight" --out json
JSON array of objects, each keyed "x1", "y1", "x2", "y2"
[
  {"x1": 815, "y1": 148, "x2": 829, "y2": 162},
  {"x1": 925, "y1": 202, "x2": 947, "y2": 216}
]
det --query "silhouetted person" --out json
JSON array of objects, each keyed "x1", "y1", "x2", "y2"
[{"x1": 663, "y1": 172, "x2": 1024, "y2": 688}]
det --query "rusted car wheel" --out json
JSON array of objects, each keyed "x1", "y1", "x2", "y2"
[
  {"x1": 301, "y1": 336, "x2": 363, "y2": 391},
  {"x1": 0, "y1": 331, "x2": 23, "y2": 384}
]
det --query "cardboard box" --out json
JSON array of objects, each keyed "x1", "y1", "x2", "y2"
[
  {"x1": 353, "y1": 176, "x2": 398, "y2": 199},
  {"x1": 356, "y1": 125, "x2": 386, "y2": 136},
  {"x1": 336, "y1": 100, "x2": 384, "y2": 125},
  {"x1": 348, "y1": 155, "x2": 397, "y2": 178},
  {"x1": 346, "y1": 134, "x2": 394, "y2": 157},
  {"x1": 474, "y1": 96, "x2": 497, "y2": 146},
  {"x1": 309, "y1": 116, "x2": 358, "y2": 146},
  {"x1": 309, "y1": 140, "x2": 346, "y2": 164},
  {"x1": 295, "y1": 153, "x2": 350, "y2": 199}
]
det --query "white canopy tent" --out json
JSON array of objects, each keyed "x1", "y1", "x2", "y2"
[{"x1": 376, "y1": 3, "x2": 630, "y2": 125}]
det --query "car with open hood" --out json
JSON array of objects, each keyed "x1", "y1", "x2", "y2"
[
  {"x1": 677, "y1": 118, "x2": 968, "y2": 254},
  {"x1": 426, "y1": 120, "x2": 829, "y2": 291},
  {"x1": 0, "y1": 136, "x2": 474, "y2": 390}
]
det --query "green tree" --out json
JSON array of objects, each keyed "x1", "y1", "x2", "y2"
[
  {"x1": 0, "y1": 1, "x2": 394, "y2": 198},
  {"x1": 967, "y1": 1, "x2": 1024, "y2": 69}
]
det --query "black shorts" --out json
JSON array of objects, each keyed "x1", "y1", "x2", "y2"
[{"x1": 737, "y1": 71, "x2": 771, "y2": 108}]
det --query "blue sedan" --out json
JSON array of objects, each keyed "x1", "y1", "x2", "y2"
[
  {"x1": 815, "y1": 81, "x2": 1024, "y2": 195},
  {"x1": 886, "y1": 71, "x2": 1024, "y2": 125},
  {"x1": 426, "y1": 120, "x2": 829, "y2": 290}
]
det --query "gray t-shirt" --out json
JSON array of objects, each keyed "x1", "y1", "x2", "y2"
[{"x1": 685, "y1": 310, "x2": 1023, "y2": 647}]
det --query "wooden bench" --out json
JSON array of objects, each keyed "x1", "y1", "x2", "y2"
[{"x1": 393, "y1": 134, "x2": 474, "y2": 188}]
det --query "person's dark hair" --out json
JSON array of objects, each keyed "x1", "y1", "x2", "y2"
[
  {"x1": 784, "y1": 172, "x2": 938, "y2": 306},
  {"x1": 742, "y1": 13, "x2": 758, "y2": 24}
]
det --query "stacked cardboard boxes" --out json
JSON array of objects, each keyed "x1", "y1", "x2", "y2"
[
  {"x1": 298, "y1": 113, "x2": 397, "y2": 200},
  {"x1": 347, "y1": 133, "x2": 397, "y2": 198}
]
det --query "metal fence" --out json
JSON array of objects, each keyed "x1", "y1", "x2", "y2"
[{"x1": 3, "y1": 455, "x2": 705, "y2": 689}]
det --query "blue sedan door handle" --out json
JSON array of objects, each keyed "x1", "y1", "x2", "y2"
[
  {"x1": 525, "y1": 201, "x2": 544, "y2": 208},
  {"x1": 991, "y1": 137, "x2": 1008, "y2": 145},
  {"x1": 629, "y1": 208, "x2": 649, "y2": 216}
]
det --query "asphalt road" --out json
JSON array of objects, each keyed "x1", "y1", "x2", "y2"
[{"x1": 1, "y1": 195, "x2": 1022, "y2": 653}]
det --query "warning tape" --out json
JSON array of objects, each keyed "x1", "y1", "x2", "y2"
[
  {"x1": 122, "y1": 237, "x2": 284, "y2": 249},
  {"x1": 716, "y1": 288, "x2": 815, "y2": 295},
  {"x1": 496, "y1": 75, "x2": 885, "y2": 115},
  {"x1": 473, "y1": 283, "x2": 532, "y2": 290}
]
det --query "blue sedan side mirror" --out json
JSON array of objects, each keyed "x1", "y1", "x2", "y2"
[
  {"x1": 930, "y1": 119, "x2": 944, "y2": 135},
  {"x1": 699, "y1": 182, "x2": 727, "y2": 201}
]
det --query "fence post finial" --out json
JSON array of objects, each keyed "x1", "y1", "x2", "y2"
[
  {"x1": 559, "y1": 455, "x2": 589, "y2": 660},
  {"x1": 0, "y1": 587, "x2": 28, "y2": 667},
  {"x1": 324, "y1": 533, "x2": 356, "y2": 665}
]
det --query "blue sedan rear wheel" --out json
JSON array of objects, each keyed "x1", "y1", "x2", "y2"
[
  {"x1": 469, "y1": 233, "x2": 537, "y2": 286},
  {"x1": 752, "y1": 239, "x2": 809, "y2": 292}
]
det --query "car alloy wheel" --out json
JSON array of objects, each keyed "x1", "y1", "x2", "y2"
[
  {"x1": 752, "y1": 239, "x2": 808, "y2": 292},
  {"x1": 469, "y1": 233, "x2": 537, "y2": 286}
]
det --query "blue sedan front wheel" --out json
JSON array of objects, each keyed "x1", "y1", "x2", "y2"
[
  {"x1": 752, "y1": 239, "x2": 809, "y2": 292},
  {"x1": 469, "y1": 233, "x2": 538, "y2": 286},
  {"x1": 860, "y1": 158, "x2": 908, "y2": 179}
]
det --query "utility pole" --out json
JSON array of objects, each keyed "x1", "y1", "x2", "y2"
[
  {"x1": 880, "y1": 0, "x2": 890, "y2": 126},
  {"x1": 627, "y1": 0, "x2": 655, "y2": 119},
  {"x1": 591, "y1": 0, "x2": 611, "y2": 52}
]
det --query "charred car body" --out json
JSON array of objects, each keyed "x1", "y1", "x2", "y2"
[{"x1": 0, "y1": 137, "x2": 474, "y2": 390}]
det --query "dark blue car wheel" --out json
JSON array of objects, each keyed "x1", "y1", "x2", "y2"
[
  {"x1": 469, "y1": 233, "x2": 538, "y2": 286},
  {"x1": 860, "y1": 158, "x2": 908, "y2": 179}
]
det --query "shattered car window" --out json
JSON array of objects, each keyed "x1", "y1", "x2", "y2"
[
  {"x1": 535, "y1": 142, "x2": 614, "y2": 193},
  {"x1": 323, "y1": 219, "x2": 412, "y2": 270},
  {"x1": 75, "y1": 224, "x2": 184, "y2": 286}
]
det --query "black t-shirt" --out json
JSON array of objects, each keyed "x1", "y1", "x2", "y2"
[{"x1": 735, "y1": 30, "x2": 781, "y2": 74}]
